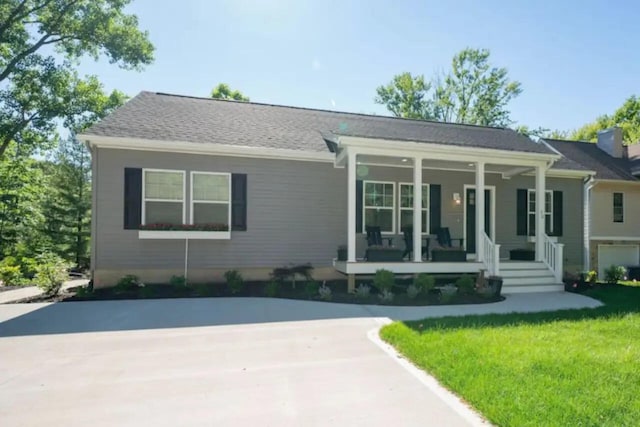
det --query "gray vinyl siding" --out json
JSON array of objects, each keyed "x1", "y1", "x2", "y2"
[{"x1": 94, "y1": 149, "x2": 585, "y2": 275}]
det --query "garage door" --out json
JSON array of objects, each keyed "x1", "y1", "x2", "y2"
[{"x1": 598, "y1": 245, "x2": 640, "y2": 279}]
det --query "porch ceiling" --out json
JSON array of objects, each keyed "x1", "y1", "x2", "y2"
[{"x1": 357, "y1": 155, "x2": 525, "y2": 174}]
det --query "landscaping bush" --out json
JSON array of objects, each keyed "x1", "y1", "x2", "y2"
[
  {"x1": 586, "y1": 270, "x2": 598, "y2": 284},
  {"x1": 169, "y1": 275, "x2": 187, "y2": 287},
  {"x1": 0, "y1": 264, "x2": 24, "y2": 286},
  {"x1": 373, "y1": 269, "x2": 395, "y2": 292},
  {"x1": 414, "y1": 273, "x2": 435, "y2": 294},
  {"x1": 117, "y1": 274, "x2": 142, "y2": 291},
  {"x1": 604, "y1": 265, "x2": 626, "y2": 285},
  {"x1": 264, "y1": 280, "x2": 280, "y2": 297},
  {"x1": 318, "y1": 281, "x2": 332, "y2": 300},
  {"x1": 455, "y1": 275, "x2": 475, "y2": 295},
  {"x1": 378, "y1": 289, "x2": 394, "y2": 303},
  {"x1": 304, "y1": 280, "x2": 319, "y2": 299},
  {"x1": 224, "y1": 270, "x2": 244, "y2": 294},
  {"x1": 406, "y1": 284, "x2": 420, "y2": 299},
  {"x1": 33, "y1": 253, "x2": 70, "y2": 296},
  {"x1": 354, "y1": 283, "x2": 371, "y2": 298}
]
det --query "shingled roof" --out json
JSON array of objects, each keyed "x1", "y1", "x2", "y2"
[
  {"x1": 545, "y1": 138, "x2": 639, "y2": 181},
  {"x1": 85, "y1": 91, "x2": 563, "y2": 157}
]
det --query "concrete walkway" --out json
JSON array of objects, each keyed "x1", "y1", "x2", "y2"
[
  {"x1": 0, "y1": 293, "x2": 602, "y2": 426},
  {"x1": 0, "y1": 279, "x2": 89, "y2": 304}
]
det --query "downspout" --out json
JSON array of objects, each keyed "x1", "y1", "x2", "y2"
[
  {"x1": 583, "y1": 176, "x2": 596, "y2": 271},
  {"x1": 85, "y1": 140, "x2": 98, "y2": 288},
  {"x1": 184, "y1": 238, "x2": 189, "y2": 282}
]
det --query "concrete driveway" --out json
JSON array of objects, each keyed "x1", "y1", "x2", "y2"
[{"x1": 0, "y1": 294, "x2": 600, "y2": 426}]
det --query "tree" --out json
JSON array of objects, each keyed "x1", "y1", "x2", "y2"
[
  {"x1": 571, "y1": 96, "x2": 640, "y2": 144},
  {"x1": 0, "y1": 0, "x2": 154, "y2": 158},
  {"x1": 375, "y1": 48, "x2": 522, "y2": 127},
  {"x1": 211, "y1": 83, "x2": 250, "y2": 101},
  {"x1": 42, "y1": 136, "x2": 92, "y2": 268}
]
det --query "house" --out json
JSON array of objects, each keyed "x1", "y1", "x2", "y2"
[
  {"x1": 544, "y1": 128, "x2": 640, "y2": 279},
  {"x1": 78, "y1": 91, "x2": 595, "y2": 293}
]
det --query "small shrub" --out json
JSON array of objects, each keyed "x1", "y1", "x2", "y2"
[
  {"x1": 117, "y1": 274, "x2": 142, "y2": 291},
  {"x1": 0, "y1": 264, "x2": 24, "y2": 286},
  {"x1": 264, "y1": 280, "x2": 280, "y2": 297},
  {"x1": 318, "y1": 281, "x2": 332, "y2": 300},
  {"x1": 224, "y1": 270, "x2": 244, "y2": 294},
  {"x1": 169, "y1": 275, "x2": 187, "y2": 287},
  {"x1": 586, "y1": 270, "x2": 598, "y2": 284},
  {"x1": 74, "y1": 285, "x2": 93, "y2": 298},
  {"x1": 305, "y1": 280, "x2": 319, "y2": 299},
  {"x1": 455, "y1": 275, "x2": 475, "y2": 295},
  {"x1": 406, "y1": 284, "x2": 420, "y2": 299},
  {"x1": 373, "y1": 269, "x2": 395, "y2": 292},
  {"x1": 378, "y1": 289, "x2": 394, "y2": 303},
  {"x1": 354, "y1": 283, "x2": 371, "y2": 298},
  {"x1": 604, "y1": 265, "x2": 626, "y2": 285},
  {"x1": 414, "y1": 273, "x2": 435, "y2": 294},
  {"x1": 33, "y1": 253, "x2": 70, "y2": 296}
]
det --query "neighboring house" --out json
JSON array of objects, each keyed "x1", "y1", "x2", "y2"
[
  {"x1": 79, "y1": 92, "x2": 594, "y2": 293},
  {"x1": 544, "y1": 128, "x2": 640, "y2": 279}
]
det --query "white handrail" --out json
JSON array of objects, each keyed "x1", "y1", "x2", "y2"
[
  {"x1": 542, "y1": 234, "x2": 564, "y2": 283},
  {"x1": 481, "y1": 232, "x2": 500, "y2": 277}
]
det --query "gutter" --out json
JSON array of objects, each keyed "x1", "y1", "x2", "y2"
[{"x1": 582, "y1": 175, "x2": 596, "y2": 271}]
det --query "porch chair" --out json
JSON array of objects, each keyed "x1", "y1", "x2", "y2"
[
  {"x1": 365, "y1": 226, "x2": 384, "y2": 246},
  {"x1": 435, "y1": 227, "x2": 464, "y2": 248},
  {"x1": 402, "y1": 226, "x2": 429, "y2": 260}
]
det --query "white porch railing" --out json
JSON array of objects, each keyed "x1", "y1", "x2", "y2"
[
  {"x1": 482, "y1": 232, "x2": 500, "y2": 277},
  {"x1": 542, "y1": 234, "x2": 564, "y2": 283}
]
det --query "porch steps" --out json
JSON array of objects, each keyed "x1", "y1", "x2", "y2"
[{"x1": 500, "y1": 261, "x2": 564, "y2": 293}]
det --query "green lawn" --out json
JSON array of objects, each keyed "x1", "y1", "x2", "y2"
[{"x1": 380, "y1": 284, "x2": 640, "y2": 427}]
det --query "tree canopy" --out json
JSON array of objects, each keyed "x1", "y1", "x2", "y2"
[
  {"x1": 375, "y1": 48, "x2": 522, "y2": 127},
  {"x1": 211, "y1": 83, "x2": 250, "y2": 101},
  {"x1": 0, "y1": 0, "x2": 154, "y2": 158},
  {"x1": 570, "y1": 95, "x2": 640, "y2": 144}
]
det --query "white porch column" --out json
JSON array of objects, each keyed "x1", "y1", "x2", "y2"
[
  {"x1": 535, "y1": 164, "x2": 546, "y2": 261},
  {"x1": 413, "y1": 157, "x2": 423, "y2": 262},
  {"x1": 347, "y1": 150, "x2": 357, "y2": 262},
  {"x1": 475, "y1": 161, "x2": 485, "y2": 262}
]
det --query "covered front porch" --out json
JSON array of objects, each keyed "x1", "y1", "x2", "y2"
[{"x1": 332, "y1": 135, "x2": 565, "y2": 290}]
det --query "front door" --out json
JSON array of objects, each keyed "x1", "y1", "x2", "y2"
[{"x1": 465, "y1": 188, "x2": 493, "y2": 254}]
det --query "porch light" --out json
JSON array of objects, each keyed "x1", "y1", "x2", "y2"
[
  {"x1": 401, "y1": 158, "x2": 408, "y2": 162},
  {"x1": 453, "y1": 192, "x2": 461, "y2": 205}
]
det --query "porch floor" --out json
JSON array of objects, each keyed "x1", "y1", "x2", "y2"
[{"x1": 333, "y1": 259, "x2": 484, "y2": 275}]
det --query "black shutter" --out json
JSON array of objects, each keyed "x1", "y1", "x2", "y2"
[
  {"x1": 552, "y1": 190, "x2": 563, "y2": 236},
  {"x1": 231, "y1": 174, "x2": 247, "y2": 231},
  {"x1": 356, "y1": 180, "x2": 363, "y2": 233},
  {"x1": 429, "y1": 184, "x2": 441, "y2": 234},
  {"x1": 124, "y1": 168, "x2": 142, "y2": 230},
  {"x1": 516, "y1": 189, "x2": 527, "y2": 236}
]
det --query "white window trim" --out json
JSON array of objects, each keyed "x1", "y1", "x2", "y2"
[
  {"x1": 613, "y1": 191, "x2": 624, "y2": 223},
  {"x1": 189, "y1": 171, "x2": 232, "y2": 227},
  {"x1": 362, "y1": 180, "x2": 396, "y2": 234},
  {"x1": 142, "y1": 168, "x2": 186, "y2": 226},
  {"x1": 398, "y1": 182, "x2": 430, "y2": 234},
  {"x1": 527, "y1": 189, "x2": 553, "y2": 236}
]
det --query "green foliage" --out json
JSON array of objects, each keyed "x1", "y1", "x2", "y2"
[
  {"x1": 318, "y1": 282, "x2": 332, "y2": 301},
  {"x1": 0, "y1": 0, "x2": 153, "y2": 157},
  {"x1": 0, "y1": 264, "x2": 24, "y2": 286},
  {"x1": 406, "y1": 284, "x2": 420, "y2": 299},
  {"x1": 224, "y1": 270, "x2": 244, "y2": 294},
  {"x1": 570, "y1": 95, "x2": 640, "y2": 144},
  {"x1": 373, "y1": 269, "x2": 395, "y2": 292},
  {"x1": 264, "y1": 280, "x2": 280, "y2": 298},
  {"x1": 378, "y1": 289, "x2": 394, "y2": 303},
  {"x1": 455, "y1": 275, "x2": 476, "y2": 295},
  {"x1": 414, "y1": 273, "x2": 435, "y2": 293},
  {"x1": 304, "y1": 280, "x2": 319, "y2": 299},
  {"x1": 269, "y1": 263, "x2": 313, "y2": 289},
  {"x1": 354, "y1": 283, "x2": 371, "y2": 298},
  {"x1": 33, "y1": 252, "x2": 69, "y2": 296},
  {"x1": 116, "y1": 274, "x2": 141, "y2": 290},
  {"x1": 586, "y1": 270, "x2": 598, "y2": 284},
  {"x1": 169, "y1": 275, "x2": 186, "y2": 287},
  {"x1": 375, "y1": 48, "x2": 522, "y2": 127},
  {"x1": 604, "y1": 265, "x2": 626, "y2": 285},
  {"x1": 211, "y1": 83, "x2": 249, "y2": 101}
]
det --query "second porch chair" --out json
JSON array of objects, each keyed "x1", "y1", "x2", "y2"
[
  {"x1": 402, "y1": 226, "x2": 429, "y2": 260},
  {"x1": 435, "y1": 227, "x2": 464, "y2": 248}
]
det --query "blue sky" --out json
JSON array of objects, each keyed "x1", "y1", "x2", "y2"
[{"x1": 78, "y1": 0, "x2": 639, "y2": 132}]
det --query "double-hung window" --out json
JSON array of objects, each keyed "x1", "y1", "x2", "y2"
[
  {"x1": 143, "y1": 169, "x2": 185, "y2": 225},
  {"x1": 613, "y1": 192, "x2": 624, "y2": 223},
  {"x1": 191, "y1": 172, "x2": 231, "y2": 227},
  {"x1": 527, "y1": 189, "x2": 552, "y2": 235},
  {"x1": 398, "y1": 183, "x2": 429, "y2": 233},
  {"x1": 363, "y1": 181, "x2": 395, "y2": 233}
]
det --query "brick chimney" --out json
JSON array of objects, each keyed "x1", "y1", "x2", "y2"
[{"x1": 596, "y1": 127, "x2": 624, "y2": 158}]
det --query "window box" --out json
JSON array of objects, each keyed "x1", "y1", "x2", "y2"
[
  {"x1": 138, "y1": 230, "x2": 231, "y2": 240},
  {"x1": 431, "y1": 249, "x2": 466, "y2": 262}
]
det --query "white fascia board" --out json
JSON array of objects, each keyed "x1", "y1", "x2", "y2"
[
  {"x1": 591, "y1": 178, "x2": 640, "y2": 187},
  {"x1": 78, "y1": 135, "x2": 335, "y2": 163},
  {"x1": 542, "y1": 169, "x2": 596, "y2": 179},
  {"x1": 338, "y1": 135, "x2": 558, "y2": 167}
]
